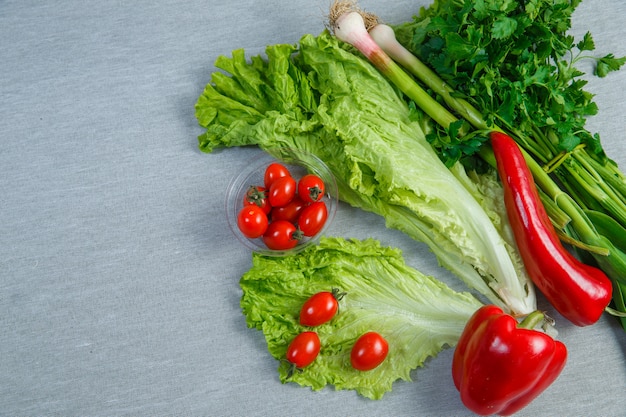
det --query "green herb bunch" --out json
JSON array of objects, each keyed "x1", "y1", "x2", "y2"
[{"x1": 407, "y1": 0, "x2": 625, "y2": 164}]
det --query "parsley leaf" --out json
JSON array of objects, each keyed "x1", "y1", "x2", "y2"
[
  {"x1": 491, "y1": 16, "x2": 517, "y2": 40},
  {"x1": 596, "y1": 54, "x2": 626, "y2": 78},
  {"x1": 577, "y1": 32, "x2": 595, "y2": 52}
]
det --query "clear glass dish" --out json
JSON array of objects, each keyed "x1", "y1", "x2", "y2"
[{"x1": 225, "y1": 148, "x2": 338, "y2": 256}]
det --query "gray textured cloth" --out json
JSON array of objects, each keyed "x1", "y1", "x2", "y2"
[{"x1": 1, "y1": 0, "x2": 625, "y2": 415}]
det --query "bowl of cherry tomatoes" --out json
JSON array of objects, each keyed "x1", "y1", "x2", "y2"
[{"x1": 225, "y1": 148, "x2": 338, "y2": 256}]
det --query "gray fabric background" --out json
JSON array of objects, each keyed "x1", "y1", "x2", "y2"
[{"x1": 1, "y1": 0, "x2": 625, "y2": 415}]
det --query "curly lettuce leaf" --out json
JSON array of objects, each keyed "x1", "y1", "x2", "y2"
[
  {"x1": 241, "y1": 237, "x2": 483, "y2": 399},
  {"x1": 196, "y1": 31, "x2": 535, "y2": 315}
]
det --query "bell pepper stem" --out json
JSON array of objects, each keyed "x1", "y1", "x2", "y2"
[{"x1": 518, "y1": 310, "x2": 546, "y2": 330}]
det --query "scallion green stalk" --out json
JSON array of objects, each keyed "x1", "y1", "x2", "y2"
[
  {"x1": 369, "y1": 23, "x2": 489, "y2": 132},
  {"x1": 329, "y1": 8, "x2": 459, "y2": 132}
]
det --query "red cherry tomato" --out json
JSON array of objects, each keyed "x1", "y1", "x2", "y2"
[
  {"x1": 297, "y1": 201, "x2": 328, "y2": 237},
  {"x1": 299, "y1": 289, "x2": 345, "y2": 327},
  {"x1": 264, "y1": 162, "x2": 291, "y2": 189},
  {"x1": 269, "y1": 176, "x2": 296, "y2": 207},
  {"x1": 286, "y1": 331, "x2": 320, "y2": 368},
  {"x1": 298, "y1": 174, "x2": 326, "y2": 203},
  {"x1": 236, "y1": 205, "x2": 268, "y2": 239},
  {"x1": 271, "y1": 196, "x2": 306, "y2": 223},
  {"x1": 243, "y1": 185, "x2": 271, "y2": 215},
  {"x1": 350, "y1": 332, "x2": 389, "y2": 371},
  {"x1": 263, "y1": 220, "x2": 299, "y2": 250}
]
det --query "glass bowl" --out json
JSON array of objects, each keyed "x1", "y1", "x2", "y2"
[{"x1": 225, "y1": 148, "x2": 338, "y2": 256}]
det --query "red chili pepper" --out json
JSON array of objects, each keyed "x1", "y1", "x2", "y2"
[
  {"x1": 452, "y1": 305, "x2": 567, "y2": 416},
  {"x1": 490, "y1": 131, "x2": 612, "y2": 326}
]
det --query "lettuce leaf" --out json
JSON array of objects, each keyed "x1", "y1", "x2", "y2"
[
  {"x1": 241, "y1": 237, "x2": 483, "y2": 399},
  {"x1": 196, "y1": 31, "x2": 535, "y2": 314}
]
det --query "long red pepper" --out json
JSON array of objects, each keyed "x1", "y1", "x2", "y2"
[{"x1": 490, "y1": 132, "x2": 612, "y2": 326}]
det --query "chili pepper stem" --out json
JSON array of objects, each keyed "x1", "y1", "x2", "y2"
[{"x1": 605, "y1": 306, "x2": 626, "y2": 317}]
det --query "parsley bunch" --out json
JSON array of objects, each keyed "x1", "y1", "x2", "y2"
[{"x1": 408, "y1": 0, "x2": 624, "y2": 159}]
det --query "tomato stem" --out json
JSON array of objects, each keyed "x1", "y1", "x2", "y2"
[{"x1": 332, "y1": 287, "x2": 347, "y2": 301}]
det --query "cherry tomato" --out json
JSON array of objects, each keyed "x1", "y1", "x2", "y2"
[
  {"x1": 243, "y1": 185, "x2": 271, "y2": 215},
  {"x1": 350, "y1": 332, "x2": 389, "y2": 371},
  {"x1": 263, "y1": 220, "x2": 299, "y2": 250},
  {"x1": 269, "y1": 175, "x2": 296, "y2": 207},
  {"x1": 298, "y1": 174, "x2": 326, "y2": 203},
  {"x1": 297, "y1": 201, "x2": 328, "y2": 237},
  {"x1": 264, "y1": 162, "x2": 290, "y2": 189},
  {"x1": 271, "y1": 196, "x2": 306, "y2": 223},
  {"x1": 286, "y1": 331, "x2": 320, "y2": 368},
  {"x1": 237, "y1": 205, "x2": 268, "y2": 239},
  {"x1": 299, "y1": 289, "x2": 345, "y2": 327}
]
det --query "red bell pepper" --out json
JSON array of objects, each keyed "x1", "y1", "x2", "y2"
[
  {"x1": 490, "y1": 131, "x2": 613, "y2": 326},
  {"x1": 452, "y1": 305, "x2": 567, "y2": 416}
]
